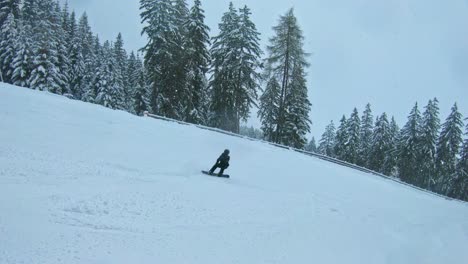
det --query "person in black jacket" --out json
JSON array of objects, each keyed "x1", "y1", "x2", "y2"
[{"x1": 209, "y1": 149, "x2": 230, "y2": 176}]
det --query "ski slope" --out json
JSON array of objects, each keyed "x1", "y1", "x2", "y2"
[{"x1": 0, "y1": 83, "x2": 467, "y2": 264}]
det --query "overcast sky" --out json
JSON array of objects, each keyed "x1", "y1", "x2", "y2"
[{"x1": 62, "y1": 0, "x2": 468, "y2": 140}]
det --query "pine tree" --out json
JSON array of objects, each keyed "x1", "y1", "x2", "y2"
[
  {"x1": 172, "y1": 0, "x2": 191, "y2": 119},
  {"x1": 305, "y1": 137, "x2": 318, "y2": 153},
  {"x1": 0, "y1": 12, "x2": 17, "y2": 83},
  {"x1": 318, "y1": 121, "x2": 336, "y2": 157},
  {"x1": 435, "y1": 103, "x2": 464, "y2": 194},
  {"x1": 417, "y1": 98, "x2": 440, "y2": 189},
  {"x1": 383, "y1": 116, "x2": 400, "y2": 176},
  {"x1": 85, "y1": 36, "x2": 103, "y2": 103},
  {"x1": 77, "y1": 13, "x2": 97, "y2": 100},
  {"x1": 398, "y1": 103, "x2": 422, "y2": 184},
  {"x1": 127, "y1": 51, "x2": 137, "y2": 86},
  {"x1": 369, "y1": 113, "x2": 392, "y2": 174},
  {"x1": 95, "y1": 41, "x2": 119, "y2": 109},
  {"x1": 453, "y1": 121, "x2": 468, "y2": 201},
  {"x1": 0, "y1": 0, "x2": 20, "y2": 83},
  {"x1": 258, "y1": 77, "x2": 280, "y2": 142},
  {"x1": 112, "y1": 33, "x2": 127, "y2": 110},
  {"x1": 232, "y1": 5, "x2": 262, "y2": 133},
  {"x1": 344, "y1": 108, "x2": 360, "y2": 164},
  {"x1": 126, "y1": 51, "x2": 138, "y2": 113},
  {"x1": 133, "y1": 54, "x2": 150, "y2": 115},
  {"x1": 260, "y1": 8, "x2": 310, "y2": 146},
  {"x1": 28, "y1": 0, "x2": 66, "y2": 93},
  {"x1": 140, "y1": 0, "x2": 184, "y2": 119},
  {"x1": 61, "y1": 1, "x2": 71, "y2": 35},
  {"x1": 334, "y1": 115, "x2": 349, "y2": 161},
  {"x1": 281, "y1": 62, "x2": 311, "y2": 148},
  {"x1": 53, "y1": 1, "x2": 70, "y2": 94},
  {"x1": 185, "y1": 0, "x2": 210, "y2": 124},
  {"x1": 209, "y1": 2, "x2": 240, "y2": 131},
  {"x1": 209, "y1": 3, "x2": 261, "y2": 133},
  {"x1": 358, "y1": 103, "x2": 373, "y2": 167},
  {"x1": 60, "y1": 1, "x2": 73, "y2": 94},
  {"x1": 11, "y1": 21, "x2": 33, "y2": 87},
  {"x1": 68, "y1": 11, "x2": 84, "y2": 99}
]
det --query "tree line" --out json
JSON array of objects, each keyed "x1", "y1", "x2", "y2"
[
  {"x1": 1, "y1": 0, "x2": 312, "y2": 149},
  {"x1": 0, "y1": 0, "x2": 150, "y2": 114},
  {"x1": 307, "y1": 101, "x2": 468, "y2": 201},
  {"x1": 140, "y1": 0, "x2": 311, "y2": 148}
]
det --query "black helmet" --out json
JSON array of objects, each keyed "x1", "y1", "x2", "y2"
[{"x1": 224, "y1": 149, "x2": 230, "y2": 154}]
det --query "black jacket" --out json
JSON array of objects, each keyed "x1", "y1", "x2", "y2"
[{"x1": 216, "y1": 152, "x2": 230, "y2": 168}]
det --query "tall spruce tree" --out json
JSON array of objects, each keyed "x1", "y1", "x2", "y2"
[
  {"x1": 68, "y1": 13, "x2": 94, "y2": 99},
  {"x1": 11, "y1": 20, "x2": 33, "y2": 87},
  {"x1": 345, "y1": 108, "x2": 360, "y2": 164},
  {"x1": 398, "y1": 103, "x2": 422, "y2": 184},
  {"x1": 318, "y1": 121, "x2": 336, "y2": 157},
  {"x1": 126, "y1": 51, "x2": 138, "y2": 96},
  {"x1": 259, "y1": 8, "x2": 310, "y2": 146},
  {"x1": 369, "y1": 113, "x2": 392, "y2": 174},
  {"x1": 95, "y1": 41, "x2": 120, "y2": 109},
  {"x1": 358, "y1": 103, "x2": 373, "y2": 167},
  {"x1": 140, "y1": 0, "x2": 184, "y2": 119},
  {"x1": 209, "y1": 2, "x2": 239, "y2": 131},
  {"x1": 384, "y1": 116, "x2": 400, "y2": 176},
  {"x1": 61, "y1": 1, "x2": 71, "y2": 37},
  {"x1": 173, "y1": 0, "x2": 191, "y2": 120},
  {"x1": 68, "y1": 11, "x2": 85, "y2": 99},
  {"x1": 453, "y1": 121, "x2": 468, "y2": 201},
  {"x1": 53, "y1": 1, "x2": 70, "y2": 94},
  {"x1": 258, "y1": 77, "x2": 280, "y2": 142},
  {"x1": 88, "y1": 38, "x2": 104, "y2": 104},
  {"x1": 209, "y1": 3, "x2": 261, "y2": 133},
  {"x1": 112, "y1": 33, "x2": 127, "y2": 110},
  {"x1": 232, "y1": 5, "x2": 262, "y2": 133},
  {"x1": 132, "y1": 54, "x2": 150, "y2": 115},
  {"x1": 28, "y1": 0, "x2": 66, "y2": 93},
  {"x1": 417, "y1": 98, "x2": 440, "y2": 189},
  {"x1": 334, "y1": 115, "x2": 349, "y2": 161},
  {"x1": 185, "y1": 0, "x2": 210, "y2": 124},
  {"x1": 0, "y1": 12, "x2": 17, "y2": 83},
  {"x1": 80, "y1": 13, "x2": 98, "y2": 100},
  {"x1": 0, "y1": 0, "x2": 20, "y2": 83},
  {"x1": 435, "y1": 103, "x2": 464, "y2": 194},
  {"x1": 281, "y1": 62, "x2": 311, "y2": 148}
]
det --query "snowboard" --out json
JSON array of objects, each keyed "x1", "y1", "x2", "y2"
[{"x1": 202, "y1": 170, "x2": 230, "y2": 178}]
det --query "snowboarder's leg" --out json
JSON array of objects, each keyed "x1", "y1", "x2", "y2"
[
  {"x1": 209, "y1": 164, "x2": 218, "y2": 174},
  {"x1": 218, "y1": 167, "x2": 225, "y2": 176}
]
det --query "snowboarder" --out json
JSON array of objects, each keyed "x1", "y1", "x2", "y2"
[{"x1": 208, "y1": 149, "x2": 230, "y2": 176}]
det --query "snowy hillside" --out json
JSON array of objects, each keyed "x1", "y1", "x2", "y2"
[{"x1": 1, "y1": 84, "x2": 467, "y2": 264}]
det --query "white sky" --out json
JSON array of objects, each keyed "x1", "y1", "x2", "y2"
[{"x1": 62, "y1": 0, "x2": 468, "y2": 139}]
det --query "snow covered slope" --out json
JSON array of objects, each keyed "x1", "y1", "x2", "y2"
[{"x1": 0, "y1": 84, "x2": 467, "y2": 264}]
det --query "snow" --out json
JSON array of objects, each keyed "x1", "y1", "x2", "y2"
[{"x1": 0, "y1": 83, "x2": 467, "y2": 264}]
